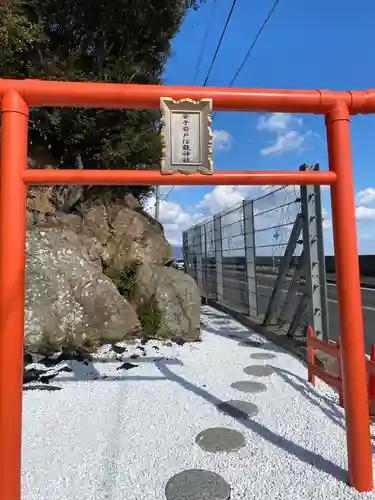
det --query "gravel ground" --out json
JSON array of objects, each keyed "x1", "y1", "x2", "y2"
[{"x1": 22, "y1": 306, "x2": 375, "y2": 500}]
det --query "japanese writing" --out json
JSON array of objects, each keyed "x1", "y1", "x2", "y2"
[{"x1": 181, "y1": 113, "x2": 191, "y2": 163}]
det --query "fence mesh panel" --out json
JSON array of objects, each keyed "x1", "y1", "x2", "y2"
[
  {"x1": 253, "y1": 186, "x2": 302, "y2": 319},
  {"x1": 220, "y1": 203, "x2": 247, "y2": 312},
  {"x1": 203, "y1": 218, "x2": 217, "y2": 299},
  {"x1": 183, "y1": 185, "x2": 311, "y2": 338}
]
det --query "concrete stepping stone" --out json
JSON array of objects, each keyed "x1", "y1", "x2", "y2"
[
  {"x1": 195, "y1": 427, "x2": 246, "y2": 452},
  {"x1": 244, "y1": 365, "x2": 274, "y2": 377},
  {"x1": 217, "y1": 400, "x2": 258, "y2": 419},
  {"x1": 250, "y1": 352, "x2": 276, "y2": 360},
  {"x1": 165, "y1": 469, "x2": 230, "y2": 500},
  {"x1": 230, "y1": 381, "x2": 267, "y2": 394}
]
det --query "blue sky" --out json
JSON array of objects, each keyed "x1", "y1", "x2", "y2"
[{"x1": 146, "y1": 0, "x2": 375, "y2": 254}]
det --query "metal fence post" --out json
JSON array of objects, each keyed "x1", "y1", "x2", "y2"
[
  {"x1": 314, "y1": 173, "x2": 330, "y2": 341},
  {"x1": 182, "y1": 230, "x2": 188, "y2": 273},
  {"x1": 243, "y1": 199, "x2": 258, "y2": 316},
  {"x1": 196, "y1": 224, "x2": 204, "y2": 295},
  {"x1": 300, "y1": 163, "x2": 329, "y2": 341},
  {"x1": 202, "y1": 222, "x2": 208, "y2": 301},
  {"x1": 214, "y1": 214, "x2": 224, "y2": 302}
]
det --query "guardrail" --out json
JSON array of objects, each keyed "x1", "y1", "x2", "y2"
[
  {"x1": 307, "y1": 326, "x2": 375, "y2": 416},
  {"x1": 258, "y1": 255, "x2": 375, "y2": 278}
]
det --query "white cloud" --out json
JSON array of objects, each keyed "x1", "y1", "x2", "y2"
[
  {"x1": 144, "y1": 183, "x2": 375, "y2": 255},
  {"x1": 318, "y1": 205, "x2": 375, "y2": 253},
  {"x1": 356, "y1": 187, "x2": 375, "y2": 206},
  {"x1": 355, "y1": 206, "x2": 375, "y2": 220},
  {"x1": 196, "y1": 185, "x2": 254, "y2": 215},
  {"x1": 212, "y1": 129, "x2": 232, "y2": 152},
  {"x1": 257, "y1": 113, "x2": 302, "y2": 133},
  {"x1": 322, "y1": 207, "x2": 332, "y2": 229},
  {"x1": 162, "y1": 185, "x2": 186, "y2": 191},
  {"x1": 260, "y1": 130, "x2": 309, "y2": 157},
  {"x1": 150, "y1": 185, "x2": 302, "y2": 250},
  {"x1": 145, "y1": 195, "x2": 204, "y2": 245},
  {"x1": 257, "y1": 113, "x2": 311, "y2": 157}
]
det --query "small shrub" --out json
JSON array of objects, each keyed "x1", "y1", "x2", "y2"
[
  {"x1": 136, "y1": 295, "x2": 167, "y2": 338},
  {"x1": 81, "y1": 335, "x2": 102, "y2": 353},
  {"x1": 107, "y1": 263, "x2": 138, "y2": 301},
  {"x1": 39, "y1": 331, "x2": 62, "y2": 354}
]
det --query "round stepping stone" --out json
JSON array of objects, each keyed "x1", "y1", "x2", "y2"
[
  {"x1": 231, "y1": 381, "x2": 267, "y2": 394},
  {"x1": 250, "y1": 352, "x2": 276, "y2": 360},
  {"x1": 165, "y1": 469, "x2": 230, "y2": 500},
  {"x1": 244, "y1": 365, "x2": 274, "y2": 377},
  {"x1": 217, "y1": 400, "x2": 259, "y2": 419},
  {"x1": 195, "y1": 427, "x2": 246, "y2": 453}
]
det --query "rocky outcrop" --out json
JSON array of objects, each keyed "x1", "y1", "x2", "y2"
[
  {"x1": 79, "y1": 202, "x2": 172, "y2": 271},
  {"x1": 23, "y1": 187, "x2": 200, "y2": 354},
  {"x1": 27, "y1": 188, "x2": 173, "y2": 271},
  {"x1": 135, "y1": 263, "x2": 201, "y2": 341},
  {"x1": 25, "y1": 229, "x2": 142, "y2": 353}
]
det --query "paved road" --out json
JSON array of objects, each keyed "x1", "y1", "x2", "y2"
[
  {"x1": 255, "y1": 274, "x2": 375, "y2": 352},
  {"x1": 221, "y1": 270, "x2": 375, "y2": 353}
]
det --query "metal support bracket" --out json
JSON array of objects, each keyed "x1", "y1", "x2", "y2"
[
  {"x1": 300, "y1": 163, "x2": 329, "y2": 341},
  {"x1": 263, "y1": 213, "x2": 304, "y2": 326}
]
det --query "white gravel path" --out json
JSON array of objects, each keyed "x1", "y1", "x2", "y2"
[{"x1": 22, "y1": 305, "x2": 375, "y2": 500}]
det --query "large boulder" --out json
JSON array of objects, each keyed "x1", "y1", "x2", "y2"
[
  {"x1": 27, "y1": 189, "x2": 173, "y2": 272},
  {"x1": 23, "y1": 186, "x2": 201, "y2": 351},
  {"x1": 80, "y1": 203, "x2": 172, "y2": 271},
  {"x1": 24, "y1": 229, "x2": 142, "y2": 353},
  {"x1": 135, "y1": 263, "x2": 201, "y2": 341}
]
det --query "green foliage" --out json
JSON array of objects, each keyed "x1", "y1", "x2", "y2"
[
  {"x1": 38, "y1": 330, "x2": 62, "y2": 354},
  {"x1": 136, "y1": 295, "x2": 165, "y2": 338},
  {"x1": 108, "y1": 262, "x2": 167, "y2": 338},
  {"x1": 0, "y1": 2, "x2": 45, "y2": 77},
  {"x1": 0, "y1": 0, "x2": 205, "y2": 200},
  {"x1": 106, "y1": 263, "x2": 138, "y2": 301}
]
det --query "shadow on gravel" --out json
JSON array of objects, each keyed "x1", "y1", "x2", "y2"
[
  {"x1": 272, "y1": 366, "x2": 344, "y2": 428},
  {"x1": 23, "y1": 356, "x2": 182, "y2": 386},
  {"x1": 155, "y1": 359, "x2": 349, "y2": 485},
  {"x1": 202, "y1": 323, "x2": 285, "y2": 356},
  {"x1": 272, "y1": 366, "x2": 375, "y2": 450}
]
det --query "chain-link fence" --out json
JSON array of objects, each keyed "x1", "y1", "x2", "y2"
[{"x1": 183, "y1": 168, "x2": 328, "y2": 340}]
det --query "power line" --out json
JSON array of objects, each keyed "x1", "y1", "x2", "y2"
[
  {"x1": 160, "y1": 186, "x2": 175, "y2": 203},
  {"x1": 212, "y1": 0, "x2": 281, "y2": 120},
  {"x1": 203, "y1": 0, "x2": 238, "y2": 87},
  {"x1": 229, "y1": 0, "x2": 280, "y2": 87},
  {"x1": 192, "y1": 0, "x2": 219, "y2": 85},
  {"x1": 154, "y1": 0, "x2": 280, "y2": 210},
  {"x1": 152, "y1": 0, "x2": 228, "y2": 209},
  {"x1": 156, "y1": 1, "x2": 280, "y2": 211},
  {"x1": 148, "y1": 185, "x2": 175, "y2": 213}
]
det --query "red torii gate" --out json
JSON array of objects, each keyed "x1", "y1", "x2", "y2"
[{"x1": 0, "y1": 80, "x2": 374, "y2": 498}]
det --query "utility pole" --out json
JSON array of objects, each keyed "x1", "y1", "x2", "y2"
[{"x1": 155, "y1": 185, "x2": 160, "y2": 221}]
